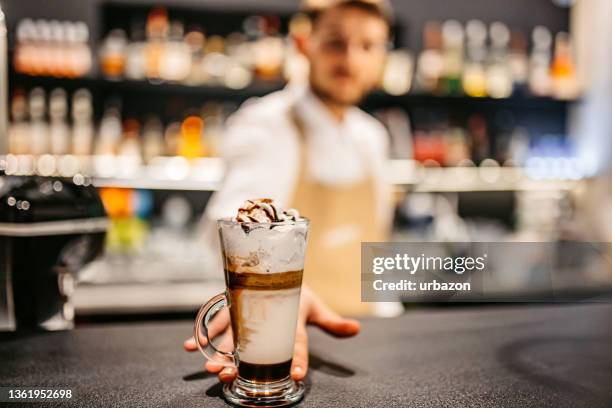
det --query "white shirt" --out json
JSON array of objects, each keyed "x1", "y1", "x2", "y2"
[{"x1": 202, "y1": 84, "x2": 392, "y2": 225}]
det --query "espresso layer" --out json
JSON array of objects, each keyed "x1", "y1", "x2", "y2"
[
  {"x1": 226, "y1": 270, "x2": 303, "y2": 291},
  {"x1": 238, "y1": 360, "x2": 292, "y2": 384}
]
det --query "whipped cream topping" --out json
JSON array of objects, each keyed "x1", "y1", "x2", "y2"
[{"x1": 236, "y1": 198, "x2": 300, "y2": 223}]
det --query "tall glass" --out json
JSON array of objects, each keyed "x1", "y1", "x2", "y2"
[{"x1": 195, "y1": 218, "x2": 308, "y2": 407}]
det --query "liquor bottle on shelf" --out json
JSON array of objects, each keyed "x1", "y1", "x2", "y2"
[
  {"x1": 67, "y1": 21, "x2": 92, "y2": 77},
  {"x1": 486, "y1": 22, "x2": 513, "y2": 99},
  {"x1": 201, "y1": 102, "x2": 225, "y2": 157},
  {"x1": 48, "y1": 88, "x2": 70, "y2": 155},
  {"x1": 72, "y1": 89, "x2": 94, "y2": 156},
  {"x1": 95, "y1": 107, "x2": 122, "y2": 156},
  {"x1": 223, "y1": 32, "x2": 253, "y2": 89},
  {"x1": 467, "y1": 114, "x2": 490, "y2": 164},
  {"x1": 415, "y1": 21, "x2": 444, "y2": 94},
  {"x1": 13, "y1": 19, "x2": 36, "y2": 75},
  {"x1": 8, "y1": 90, "x2": 30, "y2": 155},
  {"x1": 508, "y1": 30, "x2": 529, "y2": 91},
  {"x1": 251, "y1": 16, "x2": 284, "y2": 81},
  {"x1": 177, "y1": 116, "x2": 204, "y2": 159},
  {"x1": 124, "y1": 20, "x2": 147, "y2": 81},
  {"x1": 99, "y1": 29, "x2": 127, "y2": 80},
  {"x1": 119, "y1": 119, "x2": 142, "y2": 159},
  {"x1": 200, "y1": 35, "x2": 227, "y2": 85},
  {"x1": 382, "y1": 50, "x2": 414, "y2": 96},
  {"x1": 158, "y1": 20, "x2": 191, "y2": 82},
  {"x1": 550, "y1": 32, "x2": 579, "y2": 100},
  {"x1": 441, "y1": 20, "x2": 464, "y2": 95},
  {"x1": 164, "y1": 121, "x2": 182, "y2": 156},
  {"x1": 183, "y1": 27, "x2": 206, "y2": 85},
  {"x1": 145, "y1": 7, "x2": 169, "y2": 82},
  {"x1": 462, "y1": 19, "x2": 488, "y2": 97},
  {"x1": 142, "y1": 117, "x2": 165, "y2": 163},
  {"x1": 28, "y1": 88, "x2": 49, "y2": 155},
  {"x1": 528, "y1": 26, "x2": 552, "y2": 97}
]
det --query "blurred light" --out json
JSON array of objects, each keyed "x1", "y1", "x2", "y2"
[
  {"x1": 479, "y1": 158, "x2": 501, "y2": 183},
  {"x1": 58, "y1": 155, "x2": 80, "y2": 177},
  {"x1": 17, "y1": 155, "x2": 34, "y2": 175},
  {"x1": 73, "y1": 173, "x2": 85, "y2": 186},
  {"x1": 37, "y1": 154, "x2": 56, "y2": 176}
]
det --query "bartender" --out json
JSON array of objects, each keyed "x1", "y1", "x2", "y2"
[{"x1": 185, "y1": 0, "x2": 400, "y2": 382}]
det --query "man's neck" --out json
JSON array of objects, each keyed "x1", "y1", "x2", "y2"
[
  {"x1": 309, "y1": 87, "x2": 348, "y2": 123},
  {"x1": 320, "y1": 99, "x2": 347, "y2": 122}
]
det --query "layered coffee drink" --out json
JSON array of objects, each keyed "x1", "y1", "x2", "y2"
[{"x1": 219, "y1": 199, "x2": 307, "y2": 384}]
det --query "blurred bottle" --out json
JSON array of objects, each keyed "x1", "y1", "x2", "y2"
[
  {"x1": 178, "y1": 115, "x2": 204, "y2": 159},
  {"x1": 441, "y1": 20, "x2": 464, "y2": 95},
  {"x1": 124, "y1": 20, "x2": 147, "y2": 80},
  {"x1": 201, "y1": 103, "x2": 224, "y2": 157},
  {"x1": 28, "y1": 88, "x2": 49, "y2": 155},
  {"x1": 96, "y1": 107, "x2": 122, "y2": 155},
  {"x1": 224, "y1": 32, "x2": 253, "y2": 89},
  {"x1": 550, "y1": 32, "x2": 579, "y2": 100},
  {"x1": 415, "y1": 21, "x2": 444, "y2": 93},
  {"x1": 413, "y1": 130, "x2": 446, "y2": 165},
  {"x1": 529, "y1": 26, "x2": 552, "y2": 97},
  {"x1": 119, "y1": 118, "x2": 142, "y2": 158},
  {"x1": 14, "y1": 19, "x2": 36, "y2": 75},
  {"x1": 8, "y1": 90, "x2": 30, "y2": 155},
  {"x1": 142, "y1": 116, "x2": 165, "y2": 162},
  {"x1": 145, "y1": 7, "x2": 169, "y2": 81},
  {"x1": 486, "y1": 22, "x2": 513, "y2": 98},
  {"x1": 467, "y1": 114, "x2": 490, "y2": 164},
  {"x1": 158, "y1": 20, "x2": 191, "y2": 82},
  {"x1": 462, "y1": 19, "x2": 488, "y2": 97},
  {"x1": 382, "y1": 50, "x2": 414, "y2": 95},
  {"x1": 72, "y1": 89, "x2": 94, "y2": 156},
  {"x1": 48, "y1": 88, "x2": 70, "y2": 155},
  {"x1": 444, "y1": 127, "x2": 470, "y2": 166},
  {"x1": 164, "y1": 121, "x2": 182, "y2": 155},
  {"x1": 99, "y1": 29, "x2": 127, "y2": 80},
  {"x1": 183, "y1": 26, "x2": 205, "y2": 85},
  {"x1": 67, "y1": 22, "x2": 92, "y2": 77},
  {"x1": 508, "y1": 30, "x2": 529, "y2": 91},
  {"x1": 201, "y1": 35, "x2": 227, "y2": 85}
]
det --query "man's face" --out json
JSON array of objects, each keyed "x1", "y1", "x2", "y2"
[{"x1": 304, "y1": 6, "x2": 389, "y2": 106}]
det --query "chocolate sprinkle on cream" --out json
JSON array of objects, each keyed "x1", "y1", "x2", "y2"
[{"x1": 236, "y1": 198, "x2": 301, "y2": 227}]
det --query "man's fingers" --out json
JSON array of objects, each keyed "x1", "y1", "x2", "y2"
[
  {"x1": 206, "y1": 308, "x2": 231, "y2": 340},
  {"x1": 309, "y1": 298, "x2": 361, "y2": 338},
  {"x1": 205, "y1": 361, "x2": 225, "y2": 373},
  {"x1": 184, "y1": 337, "x2": 198, "y2": 352},
  {"x1": 218, "y1": 366, "x2": 237, "y2": 383},
  {"x1": 291, "y1": 324, "x2": 309, "y2": 381}
]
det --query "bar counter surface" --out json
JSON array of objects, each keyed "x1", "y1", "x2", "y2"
[{"x1": 1, "y1": 303, "x2": 611, "y2": 407}]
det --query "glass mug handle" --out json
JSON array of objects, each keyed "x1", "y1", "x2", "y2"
[{"x1": 194, "y1": 292, "x2": 236, "y2": 367}]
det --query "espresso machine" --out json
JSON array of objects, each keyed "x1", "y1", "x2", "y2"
[
  {"x1": 0, "y1": 4, "x2": 108, "y2": 331},
  {"x1": 0, "y1": 177, "x2": 108, "y2": 331}
]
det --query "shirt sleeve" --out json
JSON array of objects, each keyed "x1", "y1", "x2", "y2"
[{"x1": 195, "y1": 110, "x2": 287, "y2": 275}]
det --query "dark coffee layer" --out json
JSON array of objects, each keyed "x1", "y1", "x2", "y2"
[
  {"x1": 238, "y1": 360, "x2": 292, "y2": 384},
  {"x1": 226, "y1": 269, "x2": 303, "y2": 291}
]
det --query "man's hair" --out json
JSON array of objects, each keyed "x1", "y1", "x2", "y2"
[{"x1": 302, "y1": 0, "x2": 394, "y2": 29}]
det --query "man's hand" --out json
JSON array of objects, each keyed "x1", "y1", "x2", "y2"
[{"x1": 183, "y1": 285, "x2": 360, "y2": 383}]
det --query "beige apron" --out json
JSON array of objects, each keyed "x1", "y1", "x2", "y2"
[{"x1": 289, "y1": 108, "x2": 386, "y2": 316}]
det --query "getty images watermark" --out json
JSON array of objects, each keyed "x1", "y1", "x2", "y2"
[{"x1": 361, "y1": 242, "x2": 612, "y2": 302}]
